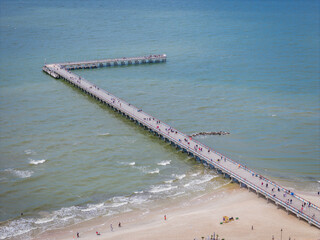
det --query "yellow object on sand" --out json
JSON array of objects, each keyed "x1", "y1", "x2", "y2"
[{"x1": 223, "y1": 216, "x2": 229, "y2": 223}]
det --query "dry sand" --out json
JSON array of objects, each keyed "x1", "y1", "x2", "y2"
[{"x1": 35, "y1": 184, "x2": 320, "y2": 240}]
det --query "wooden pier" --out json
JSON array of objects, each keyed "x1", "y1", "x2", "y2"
[{"x1": 43, "y1": 54, "x2": 320, "y2": 229}]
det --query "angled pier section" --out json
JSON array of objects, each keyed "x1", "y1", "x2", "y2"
[
  {"x1": 56, "y1": 54, "x2": 166, "y2": 70},
  {"x1": 43, "y1": 54, "x2": 320, "y2": 229}
]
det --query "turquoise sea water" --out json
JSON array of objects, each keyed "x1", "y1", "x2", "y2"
[{"x1": 0, "y1": 0, "x2": 319, "y2": 238}]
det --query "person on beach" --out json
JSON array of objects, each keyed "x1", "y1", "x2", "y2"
[
  {"x1": 118, "y1": 222, "x2": 121, "y2": 227},
  {"x1": 96, "y1": 231, "x2": 100, "y2": 235},
  {"x1": 77, "y1": 232, "x2": 80, "y2": 238},
  {"x1": 164, "y1": 215, "x2": 167, "y2": 220},
  {"x1": 110, "y1": 224, "x2": 113, "y2": 231}
]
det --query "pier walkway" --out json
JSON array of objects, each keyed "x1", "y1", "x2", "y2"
[{"x1": 43, "y1": 54, "x2": 320, "y2": 229}]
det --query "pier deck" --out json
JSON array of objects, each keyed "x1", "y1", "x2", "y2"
[{"x1": 43, "y1": 54, "x2": 320, "y2": 229}]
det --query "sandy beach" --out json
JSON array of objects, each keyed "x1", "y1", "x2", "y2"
[{"x1": 35, "y1": 184, "x2": 320, "y2": 240}]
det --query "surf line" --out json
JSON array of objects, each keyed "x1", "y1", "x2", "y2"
[{"x1": 42, "y1": 54, "x2": 320, "y2": 229}]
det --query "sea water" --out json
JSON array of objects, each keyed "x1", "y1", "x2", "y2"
[{"x1": 0, "y1": 0, "x2": 319, "y2": 239}]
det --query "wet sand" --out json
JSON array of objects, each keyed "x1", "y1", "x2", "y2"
[{"x1": 35, "y1": 184, "x2": 320, "y2": 240}]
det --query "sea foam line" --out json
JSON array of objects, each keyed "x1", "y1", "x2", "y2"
[
  {"x1": 29, "y1": 159, "x2": 46, "y2": 165},
  {"x1": 157, "y1": 160, "x2": 171, "y2": 166},
  {"x1": 98, "y1": 132, "x2": 110, "y2": 136},
  {"x1": 184, "y1": 175, "x2": 216, "y2": 187},
  {"x1": 149, "y1": 185, "x2": 178, "y2": 193},
  {"x1": 120, "y1": 161, "x2": 135, "y2": 166},
  {"x1": 148, "y1": 168, "x2": 160, "y2": 174},
  {"x1": 173, "y1": 174, "x2": 186, "y2": 180},
  {"x1": 4, "y1": 168, "x2": 33, "y2": 178}
]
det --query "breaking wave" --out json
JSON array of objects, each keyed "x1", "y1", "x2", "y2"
[
  {"x1": 29, "y1": 159, "x2": 46, "y2": 165},
  {"x1": 149, "y1": 185, "x2": 177, "y2": 193},
  {"x1": 148, "y1": 168, "x2": 160, "y2": 174},
  {"x1": 157, "y1": 160, "x2": 171, "y2": 166},
  {"x1": 4, "y1": 168, "x2": 33, "y2": 179},
  {"x1": 173, "y1": 174, "x2": 186, "y2": 180}
]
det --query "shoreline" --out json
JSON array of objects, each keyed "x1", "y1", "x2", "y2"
[{"x1": 34, "y1": 184, "x2": 320, "y2": 240}]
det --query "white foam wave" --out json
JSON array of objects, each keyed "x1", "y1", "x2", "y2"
[
  {"x1": 110, "y1": 202, "x2": 128, "y2": 208},
  {"x1": 173, "y1": 174, "x2": 186, "y2": 180},
  {"x1": 60, "y1": 215, "x2": 74, "y2": 221},
  {"x1": 184, "y1": 175, "x2": 215, "y2": 187},
  {"x1": 81, "y1": 203, "x2": 104, "y2": 212},
  {"x1": 29, "y1": 159, "x2": 46, "y2": 165},
  {"x1": 149, "y1": 185, "x2": 177, "y2": 193},
  {"x1": 128, "y1": 195, "x2": 149, "y2": 205},
  {"x1": 134, "y1": 190, "x2": 144, "y2": 194},
  {"x1": 111, "y1": 196, "x2": 129, "y2": 207},
  {"x1": 98, "y1": 132, "x2": 110, "y2": 136},
  {"x1": 4, "y1": 168, "x2": 33, "y2": 178},
  {"x1": 113, "y1": 196, "x2": 128, "y2": 202},
  {"x1": 53, "y1": 206, "x2": 79, "y2": 218},
  {"x1": 271, "y1": 114, "x2": 277, "y2": 117},
  {"x1": 164, "y1": 179, "x2": 174, "y2": 184},
  {"x1": 0, "y1": 218, "x2": 36, "y2": 239},
  {"x1": 121, "y1": 161, "x2": 135, "y2": 166},
  {"x1": 35, "y1": 217, "x2": 55, "y2": 224},
  {"x1": 148, "y1": 168, "x2": 160, "y2": 174},
  {"x1": 134, "y1": 166, "x2": 158, "y2": 174},
  {"x1": 191, "y1": 172, "x2": 200, "y2": 177},
  {"x1": 157, "y1": 160, "x2": 171, "y2": 166},
  {"x1": 169, "y1": 191, "x2": 186, "y2": 197}
]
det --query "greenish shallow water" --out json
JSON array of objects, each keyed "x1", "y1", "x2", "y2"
[{"x1": 0, "y1": 0, "x2": 319, "y2": 239}]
